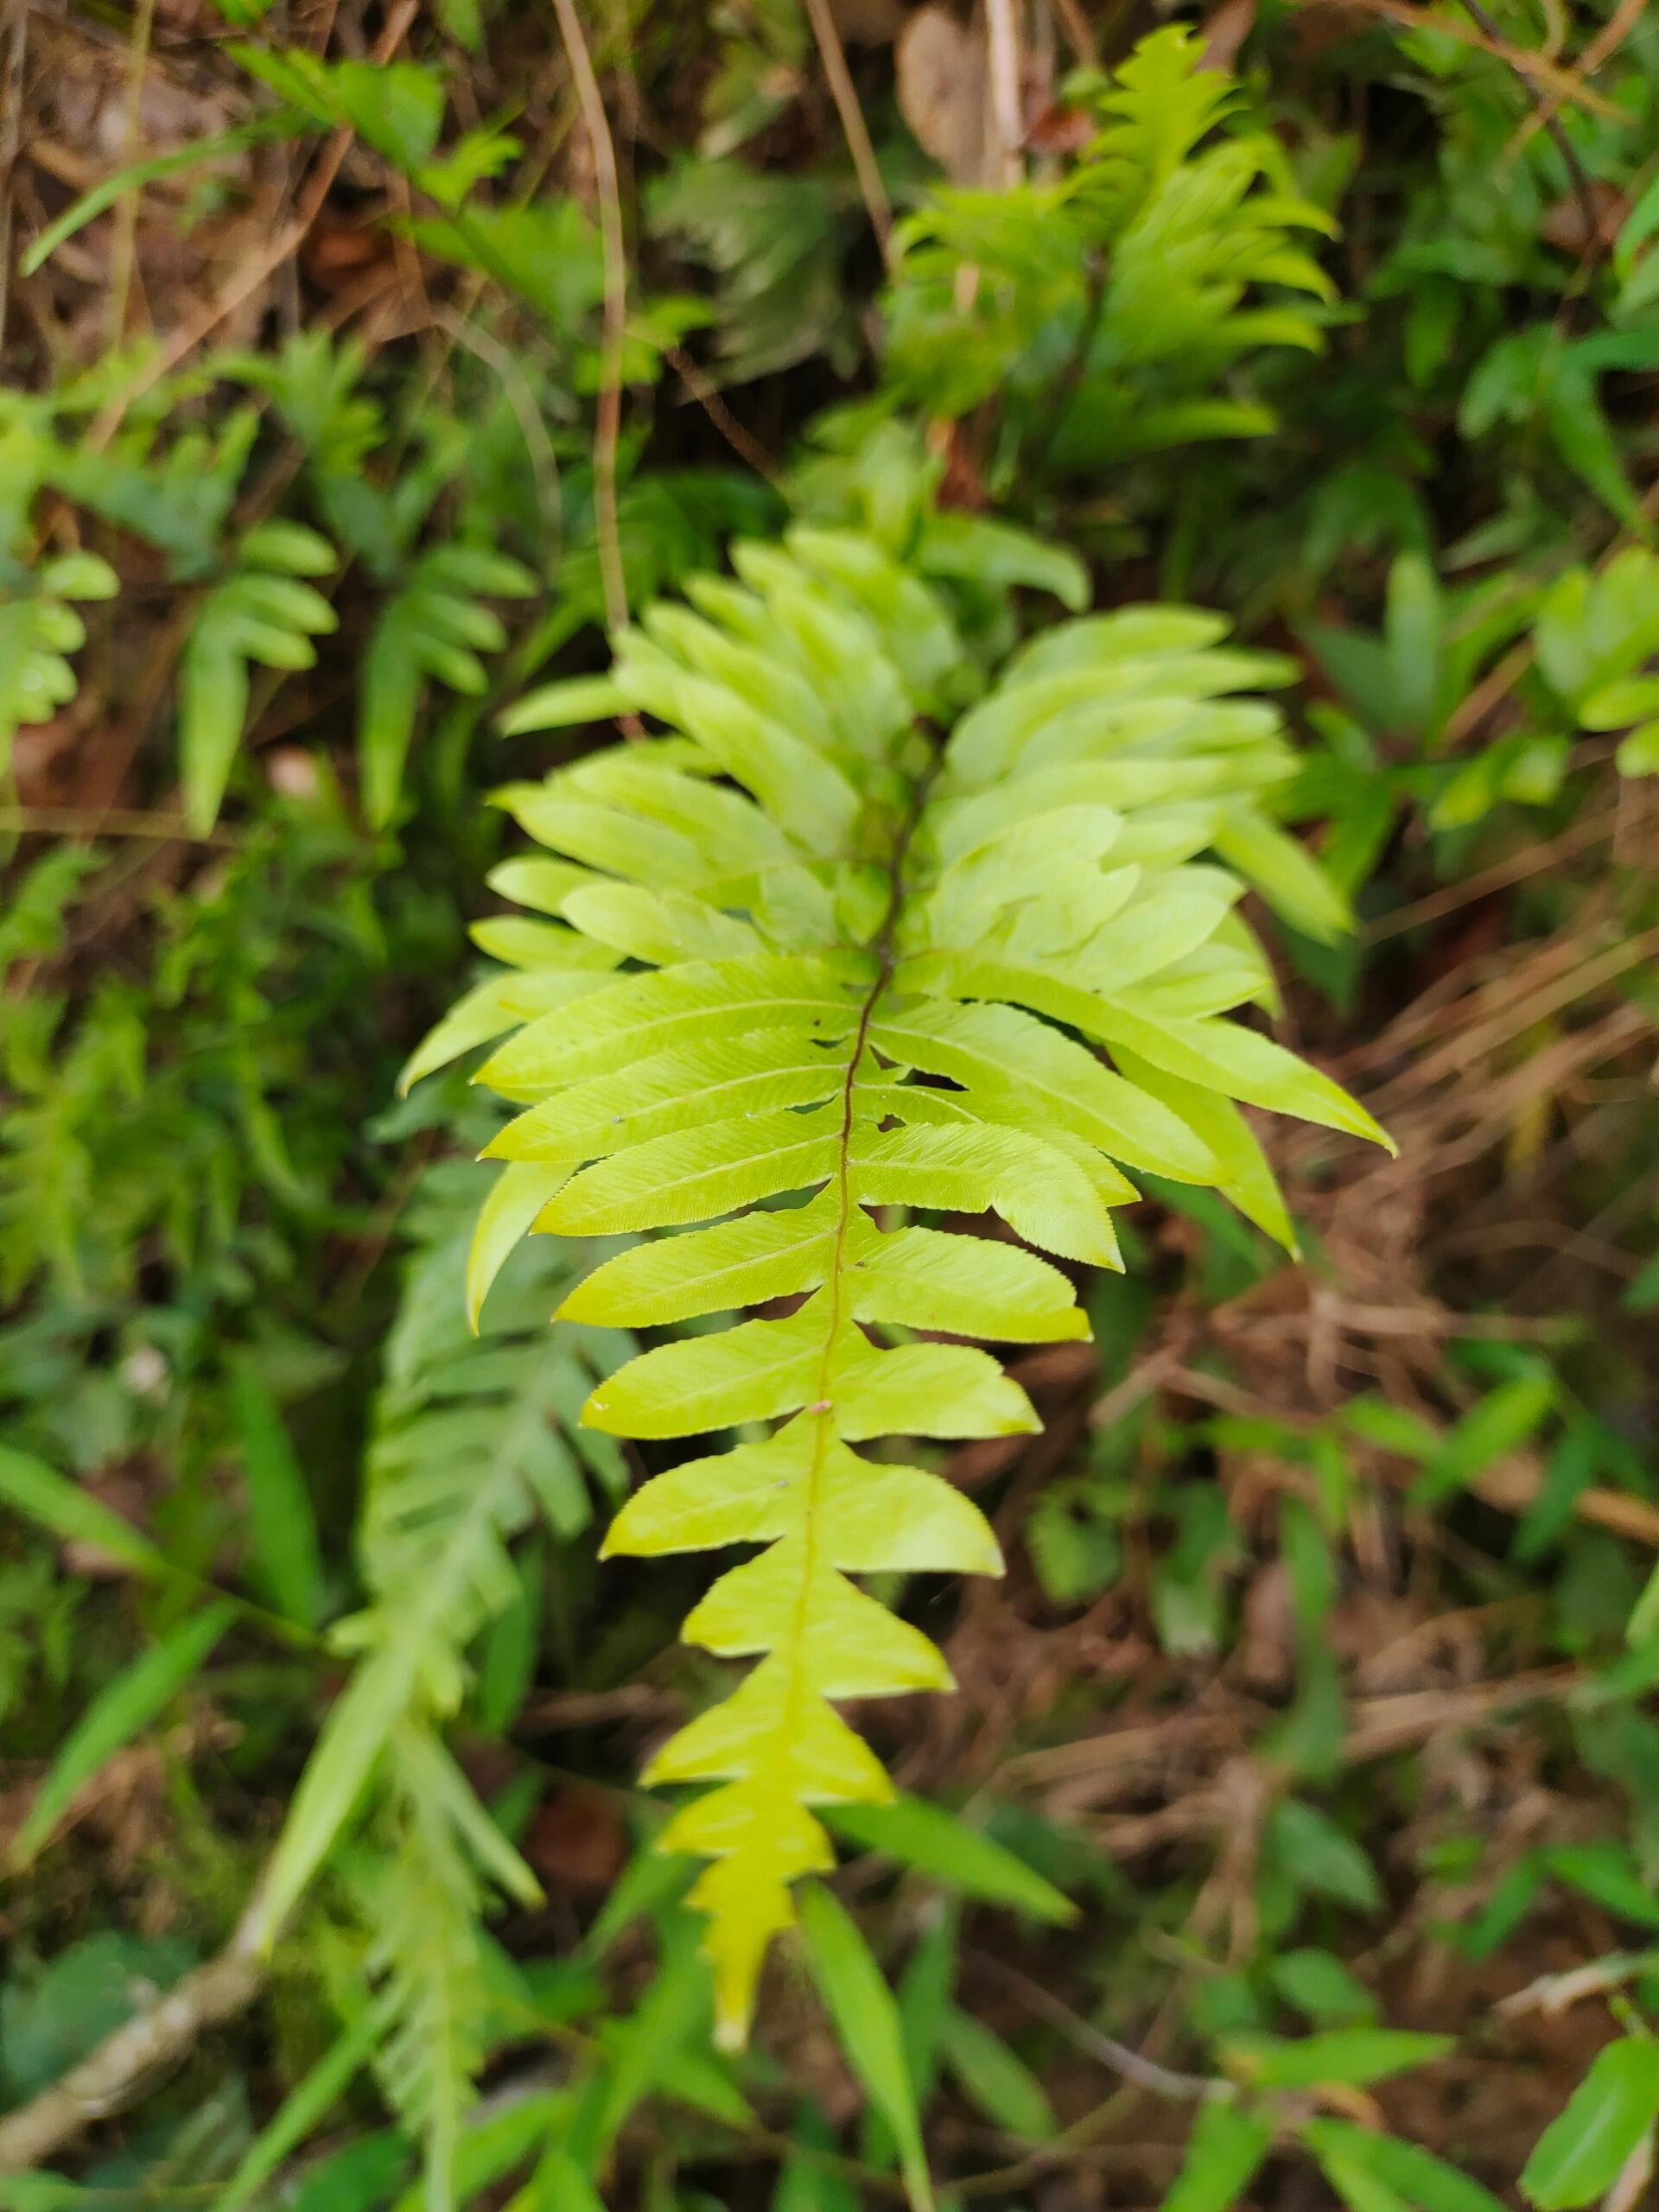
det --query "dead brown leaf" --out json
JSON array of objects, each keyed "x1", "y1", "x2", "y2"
[
  {"x1": 1199, "y1": 0, "x2": 1259, "y2": 73},
  {"x1": 897, "y1": 3, "x2": 990, "y2": 187},
  {"x1": 1541, "y1": 179, "x2": 1628, "y2": 257},
  {"x1": 526, "y1": 1783, "x2": 630, "y2": 1894},
  {"x1": 302, "y1": 220, "x2": 389, "y2": 280}
]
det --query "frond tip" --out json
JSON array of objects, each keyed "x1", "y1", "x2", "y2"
[{"x1": 411, "y1": 520, "x2": 1389, "y2": 2044}]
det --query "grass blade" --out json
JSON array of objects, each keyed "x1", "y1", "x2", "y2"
[{"x1": 12, "y1": 1601, "x2": 237, "y2": 1866}]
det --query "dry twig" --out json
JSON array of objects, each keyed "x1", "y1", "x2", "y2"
[
  {"x1": 988, "y1": 1962, "x2": 1228, "y2": 2101},
  {"x1": 1510, "y1": 0, "x2": 1647, "y2": 162},
  {"x1": 0, "y1": 0, "x2": 27, "y2": 354},
  {"x1": 0, "y1": 1890, "x2": 272, "y2": 2173}
]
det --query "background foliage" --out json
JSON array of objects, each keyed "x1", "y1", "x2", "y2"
[{"x1": 2, "y1": 0, "x2": 1659, "y2": 2206}]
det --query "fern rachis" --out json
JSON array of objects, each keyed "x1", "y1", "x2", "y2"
[{"x1": 411, "y1": 520, "x2": 1389, "y2": 2045}]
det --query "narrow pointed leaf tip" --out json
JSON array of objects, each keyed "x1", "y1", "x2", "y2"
[{"x1": 404, "y1": 520, "x2": 1385, "y2": 2039}]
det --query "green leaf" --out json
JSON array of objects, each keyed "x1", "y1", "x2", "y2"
[
  {"x1": 939, "y1": 2005, "x2": 1058, "y2": 2142},
  {"x1": 474, "y1": 1536, "x2": 543, "y2": 1738},
  {"x1": 577, "y1": 1936, "x2": 715, "y2": 2163},
  {"x1": 772, "y1": 2104, "x2": 861, "y2": 2212},
  {"x1": 231, "y1": 1362, "x2": 325, "y2": 1629},
  {"x1": 12, "y1": 1601, "x2": 237, "y2": 1865},
  {"x1": 178, "y1": 616, "x2": 251, "y2": 834},
  {"x1": 214, "y1": 2006, "x2": 386, "y2": 2212},
  {"x1": 180, "y1": 552, "x2": 336, "y2": 831},
  {"x1": 918, "y1": 513, "x2": 1090, "y2": 610},
  {"x1": 358, "y1": 543, "x2": 534, "y2": 825},
  {"x1": 1308, "y1": 2145, "x2": 1415, "y2": 2212},
  {"x1": 359, "y1": 617, "x2": 426, "y2": 830},
  {"x1": 259, "y1": 1167, "x2": 625, "y2": 1958},
  {"x1": 1409, "y1": 1373, "x2": 1555, "y2": 1507},
  {"x1": 1213, "y1": 807, "x2": 1352, "y2": 945},
  {"x1": 822, "y1": 1796, "x2": 1077, "y2": 1924},
  {"x1": 580, "y1": 1840, "x2": 697, "y2": 1960},
  {"x1": 234, "y1": 47, "x2": 445, "y2": 168},
  {"x1": 499, "y1": 676, "x2": 631, "y2": 734},
  {"x1": 1545, "y1": 1844, "x2": 1659, "y2": 1934},
  {"x1": 868, "y1": 999, "x2": 1217, "y2": 1184},
  {"x1": 407, "y1": 200, "x2": 605, "y2": 341},
  {"x1": 21, "y1": 115, "x2": 310, "y2": 276},
  {"x1": 1160, "y1": 2101, "x2": 1274, "y2": 2212},
  {"x1": 1300, "y1": 2121, "x2": 1508, "y2": 2212},
  {"x1": 0, "y1": 2178, "x2": 95, "y2": 2209},
  {"x1": 518, "y1": 2151, "x2": 608, "y2": 2212},
  {"x1": 0, "y1": 1443, "x2": 166, "y2": 1577},
  {"x1": 1521, "y1": 2039, "x2": 1659, "y2": 2209},
  {"x1": 1268, "y1": 1950, "x2": 1376, "y2": 2025},
  {"x1": 1225, "y1": 2029, "x2": 1452, "y2": 2091},
  {"x1": 798, "y1": 1883, "x2": 933, "y2": 2212},
  {"x1": 1264, "y1": 1798, "x2": 1382, "y2": 1912},
  {"x1": 388, "y1": 2092, "x2": 568, "y2": 2212},
  {"x1": 289, "y1": 2135, "x2": 410, "y2": 2212},
  {"x1": 1545, "y1": 368, "x2": 1643, "y2": 531}
]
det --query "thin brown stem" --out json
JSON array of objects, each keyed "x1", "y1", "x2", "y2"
[
  {"x1": 549, "y1": 0, "x2": 630, "y2": 634},
  {"x1": 665, "y1": 343, "x2": 778, "y2": 479},
  {"x1": 1459, "y1": 0, "x2": 1604, "y2": 262},
  {"x1": 801, "y1": 0, "x2": 893, "y2": 260},
  {"x1": 987, "y1": 1963, "x2": 1229, "y2": 2101},
  {"x1": 0, "y1": 803, "x2": 235, "y2": 845},
  {"x1": 0, "y1": 0, "x2": 27, "y2": 355},
  {"x1": 1508, "y1": 0, "x2": 1645, "y2": 166},
  {"x1": 107, "y1": 0, "x2": 157, "y2": 346}
]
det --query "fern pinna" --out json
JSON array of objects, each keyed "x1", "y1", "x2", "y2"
[{"x1": 414, "y1": 523, "x2": 1388, "y2": 2045}]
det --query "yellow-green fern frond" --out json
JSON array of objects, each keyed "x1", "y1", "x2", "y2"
[{"x1": 410, "y1": 523, "x2": 1388, "y2": 2047}]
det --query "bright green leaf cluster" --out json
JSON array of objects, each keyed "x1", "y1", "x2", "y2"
[
  {"x1": 0, "y1": 550, "x2": 118, "y2": 775},
  {"x1": 1536, "y1": 546, "x2": 1659, "y2": 779},
  {"x1": 885, "y1": 26, "x2": 1337, "y2": 467},
  {"x1": 1522, "y1": 2037, "x2": 1659, "y2": 2209},
  {"x1": 359, "y1": 542, "x2": 537, "y2": 829}
]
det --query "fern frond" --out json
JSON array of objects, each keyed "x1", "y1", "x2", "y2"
[
  {"x1": 357, "y1": 1719, "x2": 537, "y2": 2203},
  {"x1": 887, "y1": 25, "x2": 1337, "y2": 461},
  {"x1": 180, "y1": 519, "x2": 337, "y2": 833},
  {"x1": 359, "y1": 541, "x2": 537, "y2": 828},
  {"x1": 418, "y1": 523, "x2": 1388, "y2": 2046},
  {"x1": 51, "y1": 405, "x2": 261, "y2": 577},
  {"x1": 258, "y1": 1163, "x2": 629, "y2": 1942},
  {"x1": 1080, "y1": 19, "x2": 1241, "y2": 206},
  {"x1": 0, "y1": 552, "x2": 118, "y2": 775}
]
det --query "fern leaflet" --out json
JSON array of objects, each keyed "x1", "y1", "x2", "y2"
[{"x1": 0, "y1": 550, "x2": 118, "y2": 775}]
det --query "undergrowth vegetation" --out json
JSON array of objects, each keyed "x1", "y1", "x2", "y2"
[{"x1": 2, "y1": 2, "x2": 1659, "y2": 2209}]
